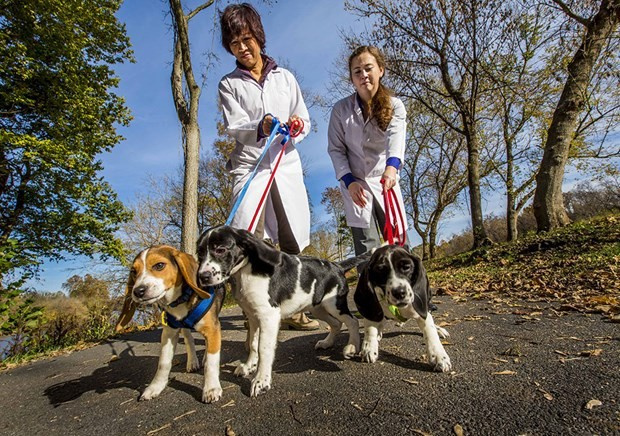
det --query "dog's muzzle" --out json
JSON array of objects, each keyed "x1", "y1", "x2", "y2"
[
  {"x1": 198, "y1": 265, "x2": 225, "y2": 287},
  {"x1": 386, "y1": 283, "x2": 412, "y2": 306},
  {"x1": 132, "y1": 284, "x2": 164, "y2": 304}
]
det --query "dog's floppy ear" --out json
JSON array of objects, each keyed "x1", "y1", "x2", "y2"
[
  {"x1": 233, "y1": 227, "x2": 280, "y2": 276},
  {"x1": 410, "y1": 254, "x2": 430, "y2": 319},
  {"x1": 354, "y1": 263, "x2": 384, "y2": 323},
  {"x1": 173, "y1": 249, "x2": 212, "y2": 299},
  {"x1": 115, "y1": 272, "x2": 138, "y2": 333}
]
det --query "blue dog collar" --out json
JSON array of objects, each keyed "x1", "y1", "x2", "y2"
[{"x1": 162, "y1": 285, "x2": 216, "y2": 330}]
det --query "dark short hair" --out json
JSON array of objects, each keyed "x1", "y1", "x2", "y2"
[{"x1": 220, "y1": 3, "x2": 266, "y2": 55}]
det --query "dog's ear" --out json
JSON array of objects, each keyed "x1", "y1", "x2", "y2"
[
  {"x1": 410, "y1": 254, "x2": 430, "y2": 319},
  {"x1": 115, "y1": 271, "x2": 138, "y2": 333},
  {"x1": 173, "y1": 249, "x2": 212, "y2": 299},
  {"x1": 354, "y1": 263, "x2": 384, "y2": 323},
  {"x1": 233, "y1": 228, "x2": 280, "y2": 275}
]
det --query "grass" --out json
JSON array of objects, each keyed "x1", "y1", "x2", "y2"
[{"x1": 427, "y1": 212, "x2": 620, "y2": 319}]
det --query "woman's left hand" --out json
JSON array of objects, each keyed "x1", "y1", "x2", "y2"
[
  {"x1": 381, "y1": 166, "x2": 398, "y2": 191},
  {"x1": 287, "y1": 115, "x2": 303, "y2": 137}
]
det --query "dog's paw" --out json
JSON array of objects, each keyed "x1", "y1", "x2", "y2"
[
  {"x1": 360, "y1": 340, "x2": 379, "y2": 363},
  {"x1": 314, "y1": 338, "x2": 334, "y2": 350},
  {"x1": 429, "y1": 352, "x2": 452, "y2": 372},
  {"x1": 250, "y1": 374, "x2": 271, "y2": 397},
  {"x1": 186, "y1": 357, "x2": 201, "y2": 373},
  {"x1": 436, "y1": 326, "x2": 450, "y2": 339},
  {"x1": 234, "y1": 361, "x2": 257, "y2": 377},
  {"x1": 343, "y1": 344, "x2": 357, "y2": 359},
  {"x1": 139, "y1": 384, "x2": 164, "y2": 401},
  {"x1": 202, "y1": 386, "x2": 223, "y2": 403}
]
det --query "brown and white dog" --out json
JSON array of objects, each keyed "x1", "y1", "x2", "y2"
[
  {"x1": 115, "y1": 245, "x2": 226, "y2": 403},
  {"x1": 354, "y1": 245, "x2": 452, "y2": 372}
]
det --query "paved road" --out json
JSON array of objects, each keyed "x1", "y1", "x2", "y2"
[{"x1": 1, "y1": 297, "x2": 618, "y2": 435}]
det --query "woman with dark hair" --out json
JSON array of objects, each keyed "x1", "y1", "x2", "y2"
[
  {"x1": 328, "y1": 46, "x2": 408, "y2": 256},
  {"x1": 218, "y1": 3, "x2": 317, "y2": 330}
]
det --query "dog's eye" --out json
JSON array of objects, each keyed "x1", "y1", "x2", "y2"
[
  {"x1": 152, "y1": 262, "x2": 166, "y2": 271},
  {"x1": 374, "y1": 264, "x2": 389, "y2": 274},
  {"x1": 214, "y1": 247, "x2": 227, "y2": 256},
  {"x1": 400, "y1": 261, "x2": 413, "y2": 273}
]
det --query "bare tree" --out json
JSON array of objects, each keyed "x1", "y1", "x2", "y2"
[
  {"x1": 346, "y1": 0, "x2": 515, "y2": 248},
  {"x1": 402, "y1": 100, "x2": 468, "y2": 259},
  {"x1": 483, "y1": 2, "x2": 558, "y2": 240},
  {"x1": 533, "y1": 0, "x2": 620, "y2": 232},
  {"x1": 168, "y1": 0, "x2": 215, "y2": 255},
  {"x1": 321, "y1": 187, "x2": 352, "y2": 260}
]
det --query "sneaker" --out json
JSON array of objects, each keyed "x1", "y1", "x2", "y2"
[{"x1": 281, "y1": 312, "x2": 320, "y2": 331}]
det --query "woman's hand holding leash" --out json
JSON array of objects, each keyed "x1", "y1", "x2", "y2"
[
  {"x1": 381, "y1": 166, "x2": 397, "y2": 191},
  {"x1": 287, "y1": 115, "x2": 304, "y2": 137}
]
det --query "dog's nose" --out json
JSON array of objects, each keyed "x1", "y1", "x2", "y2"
[
  {"x1": 199, "y1": 270, "x2": 212, "y2": 283},
  {"x1": 391, "y1": 286, "x2": 407, "y2": 301},
  {"x1": 133, "y1": 285, "x2": 147, "y2": 299}
]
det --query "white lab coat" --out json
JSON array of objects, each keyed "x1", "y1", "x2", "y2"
[
  {"x1": 327, "y1": 93, "x2": 408, "y2": 235},
  {"x1": 218, "y1": 66, "x2": 311, "y2": 250}
]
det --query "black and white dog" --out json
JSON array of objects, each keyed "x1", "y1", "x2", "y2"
[
  {"x1": 196, "y1": 225, "x2": 368, "y2": 397},
  {"x1": 354, "y1": 245, "x2": 452, "y2": 372}
]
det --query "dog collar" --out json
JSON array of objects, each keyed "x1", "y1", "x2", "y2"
[
  {"x1": 162, "y1": 285, "x2": 217, "y2": 330},
  {"x1": 168, "y1": 283, "x2": 193, "y2": 308}
]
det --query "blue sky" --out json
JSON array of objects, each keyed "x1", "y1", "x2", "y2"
[{"x1": 26, "y1": 0, "x2": 608, "y2": 293}]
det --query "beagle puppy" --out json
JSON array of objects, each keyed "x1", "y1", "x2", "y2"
[
  {"x1": 354, "y1": 245, "x2": 452, "y2": 372},
  {"x1": 196, "y1": 225, "x2": 369, "y2": 397},
  {"x1": 115, "y1": 245, "x2": 226, "y2": 403}
]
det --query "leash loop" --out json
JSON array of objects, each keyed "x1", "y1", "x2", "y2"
[{"x1": 381, "y1": 180, "x2": 406, "y2": 246}]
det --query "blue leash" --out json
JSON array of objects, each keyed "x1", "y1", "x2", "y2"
[{"x1": 225, "y1": 117, "x2": 292, "y2": 226}]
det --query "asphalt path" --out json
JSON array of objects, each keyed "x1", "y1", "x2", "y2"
[{"x1": 1, "y1": 297, "x2": 618, "y2": 435}]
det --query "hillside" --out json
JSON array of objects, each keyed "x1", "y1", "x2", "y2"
[{"x1": 427, "y1": 213, "x2": 620, "y2": 321}]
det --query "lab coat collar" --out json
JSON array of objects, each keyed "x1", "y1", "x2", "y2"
[{"x1": 235, "y1": 54, "x2": 278, "y2": 86}]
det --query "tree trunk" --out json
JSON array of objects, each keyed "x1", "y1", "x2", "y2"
[
  {"x1": 506, "y1": 143, "x2": 517, "y2": 241},
  {"x1": 534, "y1": 0, "x2": 620, "y2": 232},
  {"x1": 463, "y1": 118, "x2": 489, "y2": 248},
  {"x1": 169, "y1": 0, "x2": 213, "y2": 256},
  {"x1": 181, "y1": 122, "x2": 200, "y2": 255}
]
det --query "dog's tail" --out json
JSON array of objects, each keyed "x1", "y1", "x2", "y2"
[{"x1": 337, "y1": 250, "x2": 372, "y2": 272}]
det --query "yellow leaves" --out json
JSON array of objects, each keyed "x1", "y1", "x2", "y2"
[
  {"x1": 492, "y1": 370, "x2": 517, "y2": 375},
  {"x1": 584, "y1": 399, "x2": 602, "y2": 410}
]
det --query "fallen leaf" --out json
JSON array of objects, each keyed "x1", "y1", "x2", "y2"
[
  {"x1": 454, "y1": 423, "x2": 464, "y2": 436},
  {"x1": 225, "y1": 425, "x2": 236, "y2": 436},
  {"x1": 493, "y1": 357, "x2": 509, "y2": 363},
  {"x1": 579, "y1": 349, "x2": 603, "y2": 357},
  {"x1": 537, "y1": 388, "x2": 553, "y2": 401},
  {"x1": 403, "y1": 378, "x2": 419, "y2": 385},
  {"x1": 221, "y1": 400, "x2": 235, "y2": 408},
  {"x1": 493, "y1": 370, "x2": 517, "y2": 375},
  {"x1": 585, "y1": 399, "x2": 602, "y2": 410},
  {"x1": 554, "y1": 350, "x2": 568, "y2": 356},
  {"x1": 351, "y1": 402, "x2": 363, "y2": 411}
]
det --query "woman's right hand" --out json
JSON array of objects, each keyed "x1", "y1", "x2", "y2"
[
  {"x1": 262, "y1": 114, "x2": 274, "y2": 136},
  {"x1": 348, "y1": 182, "x2": 367, "y2": 208}
]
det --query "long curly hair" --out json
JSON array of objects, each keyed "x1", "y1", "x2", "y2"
[{"x1": 348, "y1": 46, "x2": 393, "y2": 131}]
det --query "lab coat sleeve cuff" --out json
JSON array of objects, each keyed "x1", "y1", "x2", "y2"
[
  {"x1": 386, "y1": 157, "x2": 402, "y2": 170},
  {"x1": 340, "y1": 173, "x2": 355, "y2": 188}
]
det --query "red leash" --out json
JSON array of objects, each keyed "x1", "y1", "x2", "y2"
[
  {"x1": 247, "y1": 119, "x2": 304, "y2": 232},
  {"x1": 381, "y1": 180, "x2": 406, "y2": 246}
]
